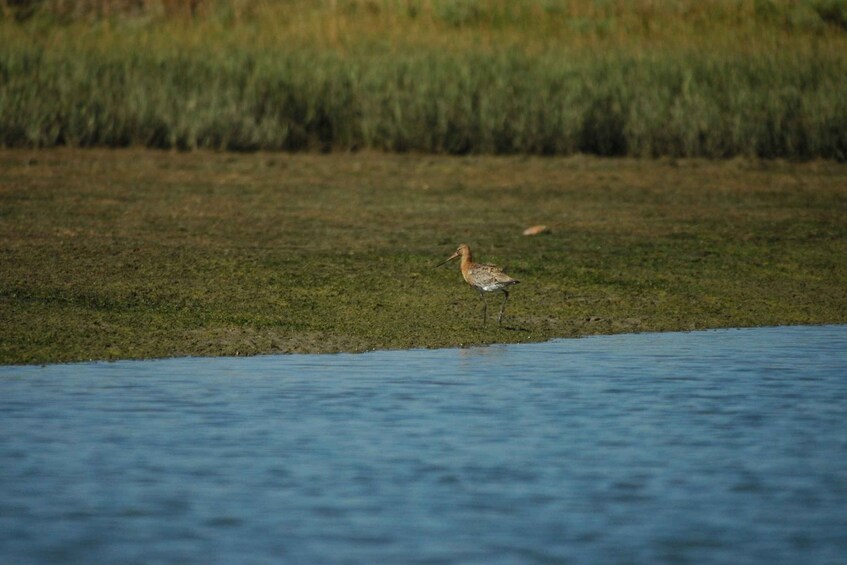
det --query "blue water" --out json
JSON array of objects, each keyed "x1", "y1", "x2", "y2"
[{"x1": 1, "y1": 325, "x2": 846, "y2": 564}]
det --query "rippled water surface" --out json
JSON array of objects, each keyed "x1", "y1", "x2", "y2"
[{"x1": 2, "y1": 325, "x2": 846, "y2": 564}]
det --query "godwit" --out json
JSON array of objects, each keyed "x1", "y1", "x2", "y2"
[{"x1": 437, "y1": 244, "x2": 520, "y2": 326}]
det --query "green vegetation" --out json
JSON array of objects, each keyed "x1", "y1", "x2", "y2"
[
  {"x1": 1, "y1": 149, "x2": 845, "y2": 364},
  {"x1": 2, "y1": 3, "x2": 845, "y2": 364},
  {"x1": 1, "y1": 0, "x2": 847, "y2": 159}
]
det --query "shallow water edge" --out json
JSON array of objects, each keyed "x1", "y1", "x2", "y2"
[{"x1": 1, "y1": 322, "x2": 840, "y2": 369}]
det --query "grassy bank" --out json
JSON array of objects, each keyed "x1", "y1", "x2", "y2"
[
  {"x1": 1, "y1": 149, "x2": 845, "y2": 364},
  {"x1": 1, "y1": 1, "x2": 847, "y2": 159}
]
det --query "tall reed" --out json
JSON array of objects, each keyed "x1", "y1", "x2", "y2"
[{"x1": 2, "y1": 0, "x2": 846, "y2": 159}]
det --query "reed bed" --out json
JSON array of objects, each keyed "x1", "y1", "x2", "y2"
[{"x1": 2, "y1": 0, "x2": 847, "y2": 159}]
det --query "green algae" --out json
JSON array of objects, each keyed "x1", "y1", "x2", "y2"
[{"x1": 1, "y1": 149, "x2": 845, "y2": 364}]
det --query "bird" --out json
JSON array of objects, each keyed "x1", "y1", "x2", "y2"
[{"x1": 436, "y1": 243, "x2": 519, "y2": 326}]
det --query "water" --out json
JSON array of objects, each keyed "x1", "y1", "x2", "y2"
[{"x1": 1, "y1": 325, "x2": 846, "y2": 564}]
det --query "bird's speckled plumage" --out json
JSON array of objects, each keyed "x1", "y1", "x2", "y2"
[
  {"x1": 439, "y1": 244, "x2": 519, "y2": 326},
  {"x1": 463, "y1": 261, "x2": 518, "y2": 292}
]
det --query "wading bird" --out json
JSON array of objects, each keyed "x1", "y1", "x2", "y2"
[{"x1": 437, "y1": 244, "x2": 519, "y2": 327}]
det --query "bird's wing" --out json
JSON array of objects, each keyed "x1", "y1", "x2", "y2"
[{"x1": 470, "y1": 263, "x2": 518, "y2": 286}]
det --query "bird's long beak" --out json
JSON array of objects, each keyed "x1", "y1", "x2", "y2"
[{"x1": 435, "y1": 252, "x2": 460, "y2": 268}]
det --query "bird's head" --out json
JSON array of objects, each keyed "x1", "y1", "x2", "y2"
[{"x1": 436, "y1": 244, "x2": 470, "y2": 267}]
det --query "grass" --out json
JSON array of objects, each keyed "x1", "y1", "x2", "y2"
[
  {"x1": 1, "y1": 0, "x2": 847, "y2": 159},
  {"x1": 2, "y1": 2, "x2": 845, "y2": 363},
  {"x1": 1, "y1": 149, "x2": 846, "y2": 364}
]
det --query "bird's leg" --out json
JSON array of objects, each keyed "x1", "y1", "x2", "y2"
[
  {"x1": 498, "y1": 290, "x2": 509, "y2": 326},
  {"x1": 477, "y1": 289, "x2": 487, "y2": 326}
]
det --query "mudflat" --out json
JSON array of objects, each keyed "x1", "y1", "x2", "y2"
[{"x1": 1, "y1": 149, "x2": 845, "y2": 364}]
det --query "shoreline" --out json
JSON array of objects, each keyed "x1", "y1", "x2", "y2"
[{"x1": 3, "y1": 322, "x2": 845, "y2": 368}]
